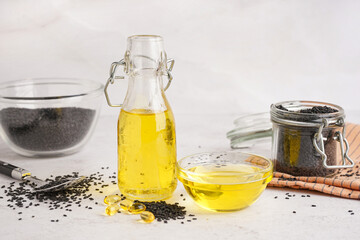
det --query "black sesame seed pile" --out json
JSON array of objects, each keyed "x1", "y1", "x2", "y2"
[
  {"x1": 0, "y1": 107, "x2": 95, "y2": 151},
  {"x1": 277, "y1": 105, "x2": 338, "y2": 114},
  {"x1": 137, "y1": 200, "x2": 188, "y2": 223}
]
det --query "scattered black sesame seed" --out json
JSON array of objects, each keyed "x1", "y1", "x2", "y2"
[
  {"x1": 0, "y1": 168, "x2": 116, "y2": 223},
  {"x1": 0, "y1": 167, "x2": 193, "y2": 225},
  {"x1": 293, "y1": 211, "x2": 296, "y2": 214},
  {"x1": 311, "y1": 205, "x2": 316, "y2": 207}
]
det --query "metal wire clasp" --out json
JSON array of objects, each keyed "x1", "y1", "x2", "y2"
[
  {"x1": 164, "y1": 59, "x2": 175, "y2": 91},
  {"x1": 313, "y1": 118, "x2": 354, "y2": 169},
  {"x1": 104, "y1": 58, "x2": 175, "y2": 107},
  {"x1": 104, "y1": 59, "x2": 126, "y2": 107}
]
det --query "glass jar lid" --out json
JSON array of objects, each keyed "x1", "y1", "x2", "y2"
[
  {"x1": 226, "y1": 112, "x2": 272, "y2": 149},
  {"x1": 270, "y1": 100, "x2": 345, "y2": 127}
]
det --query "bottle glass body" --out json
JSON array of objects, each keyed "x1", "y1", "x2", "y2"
[{"x1": 117, "y1": 36, "x2": 177, "y2": 201}]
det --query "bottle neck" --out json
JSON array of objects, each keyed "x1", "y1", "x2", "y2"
[
  {"x1": 125, "y1": 35, "x2": 167, "y2": 75},
  {"x1": 121, "y1": 35, "x2": 169, "y2": 113},
  {"x1": 122, "y1": 71, "x2": 167, "y2": 113}
]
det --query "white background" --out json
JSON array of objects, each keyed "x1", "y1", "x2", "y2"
[{"x1": 1, "y1": 0, "x2": 359, "y2": 117}]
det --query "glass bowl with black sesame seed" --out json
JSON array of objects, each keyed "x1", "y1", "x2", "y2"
[
  {"x1": 176, "y1": 151, "x2": 273, "y2": 212},
  {"x1": 0, "y1": 78, "x2": 103, "y2": 157}
]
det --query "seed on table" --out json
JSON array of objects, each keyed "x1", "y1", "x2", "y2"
[
  {"x1": 129, "y1": 203, "x2": 146, "y2": 214},
  {"x1": 119, "y1": 199, "x2": 133, "y2": 211},
  {"x1": 105, "y1": 204, "x2": 120, "y2": 216},
  {"x1": 104, "y1": 195, "x2": 122, "y2": 205},
  {"x1": 140, "y1": 211, "x2": 155, "y2": 223}
]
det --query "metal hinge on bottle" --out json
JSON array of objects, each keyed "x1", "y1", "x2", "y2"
[{"x1": 104, "y1": 58, "x2": 175, "y2": 107}]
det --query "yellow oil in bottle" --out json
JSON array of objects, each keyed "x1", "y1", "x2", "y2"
[
  {"x1": 178, "y1": 164, "x2": 272, "y2": 211},
  {"x1": 118, "y1": 109, "x2": 177, "y2": 201}
]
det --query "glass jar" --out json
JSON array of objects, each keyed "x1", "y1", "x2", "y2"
[{"x1": 270, "y1": 100, "x2": 354, "y2": 177}]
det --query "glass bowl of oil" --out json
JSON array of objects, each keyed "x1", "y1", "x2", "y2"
[{"x1": 176, "y1": 151, "x2": 273, "y2": 212}]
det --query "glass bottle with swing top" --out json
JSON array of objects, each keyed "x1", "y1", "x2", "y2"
[{"x1": 104, "y1": 35, "x2": 177, "y2": 201}]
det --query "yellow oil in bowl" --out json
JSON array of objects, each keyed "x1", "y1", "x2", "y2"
[{"x1": 176, "y1": 152, "x2": 273, "y2": 212}]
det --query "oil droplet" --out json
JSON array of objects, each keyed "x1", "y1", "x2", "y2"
[
  {"x1": 129, "y1": 202, "x2": 146, "y2": 214},
  {"x1": 105, "y1": 204, "x2": 120, "y2": 216},
  {"x1": 140, "y1": 211, "x2": 155, "y2": 223},
  {"x1": 104, "y1": 195, "x2": 122, "y2": 205},
  {"x1": 119, "y1": 199, "x2": 133, "y2": 211}
]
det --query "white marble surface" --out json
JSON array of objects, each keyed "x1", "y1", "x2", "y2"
[{"x1": 0, "y1": 113, "x2": 359, "y2": 240}]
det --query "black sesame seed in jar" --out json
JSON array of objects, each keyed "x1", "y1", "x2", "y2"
[{"x1": 271, "y1": 101, "x2": 349, "y2": 177}]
